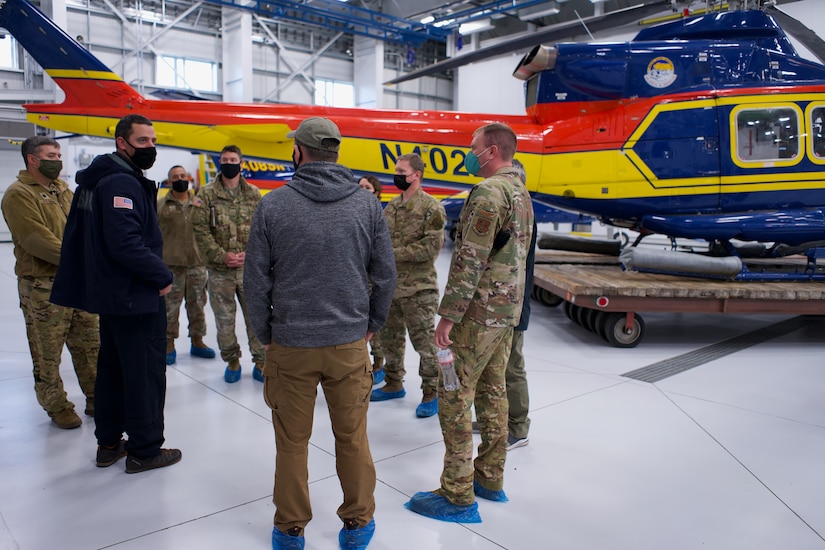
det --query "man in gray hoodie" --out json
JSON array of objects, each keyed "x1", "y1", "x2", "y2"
[{"x1": 245, "y1": 116, "x2": 396, "y2": 550}]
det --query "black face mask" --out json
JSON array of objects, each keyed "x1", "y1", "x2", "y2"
[
  {"x1": 394, "y1": 173, "x2": 411, "y2": 191},
  {"x1": 127, "y1": 141, "x2": 157, "y2": 170},
  {"x1": 292, "y1": 150, "x2": 302, "y2": 170},
  {"x1": 171, "y1": 179, "x2": 189, "y2": 193},
  {"x1": 220, "y1": 163, "x2": 241, "y2": 179}
]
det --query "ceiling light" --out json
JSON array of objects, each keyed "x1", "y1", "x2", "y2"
[
  {"x1": 458, "y1": 18, "x2": 494, "y2": 35},
  {"x1": 519, "y1": 6, "x2": 560, "y2": 21},
  {"x1": 420, "y1": 15, "x2": 435, "y2": 24}
]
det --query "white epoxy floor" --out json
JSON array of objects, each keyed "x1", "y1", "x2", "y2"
[{"x1": 1, "y1": 234, "x2": 824, "y2": 550}]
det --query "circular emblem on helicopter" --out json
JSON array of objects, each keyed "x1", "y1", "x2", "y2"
[{"x1": 644, "y1": 56, "x2": 677, "y2": 89}]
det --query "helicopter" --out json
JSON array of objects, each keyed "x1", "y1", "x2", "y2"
[{"x1": 2, "y1": 0, "x2": 825, "y2": 280}]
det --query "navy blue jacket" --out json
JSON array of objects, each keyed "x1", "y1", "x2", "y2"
[{"x1": 51, "y1": 152, "x2": 172, "y2": 315}]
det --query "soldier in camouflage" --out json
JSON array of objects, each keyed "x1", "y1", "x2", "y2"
[
  {"x1": 369, "y1": 154, "x2": 446, "y2": 418},
  {"x1": 191, "y1": 145, "x2": 265, "y2": 383},
  {"x1": 158, "y1": 165, "x2": 215, "y2": 365},
  {"x1": 406, "y1": 123, "x2": 534, "y2": 522},
  {"x1": 1, "y1": 136, "x2": 99, "y2": 429}
]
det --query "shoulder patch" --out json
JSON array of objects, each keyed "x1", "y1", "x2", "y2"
[
  {"x1": 113, "y1": 196, "x2": 133, "y2": 210},
  {"x1": 472, "y1": 208, "x2": 495, "y2": 236},
  {"x1": 193, "y1": 198, "x2": 203, "y2": 207}
]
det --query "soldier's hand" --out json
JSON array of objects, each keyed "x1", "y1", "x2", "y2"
[
  {"x1": 159, "y1": 284, "x2": 172, "y2": 296},
  {"x1": 434, "y1": 318, "x2": 454, "y2": 349}
]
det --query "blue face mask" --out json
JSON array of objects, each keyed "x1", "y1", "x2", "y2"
[{"x1": 464, "y1": 146, "x2": 492, "y2": 176}]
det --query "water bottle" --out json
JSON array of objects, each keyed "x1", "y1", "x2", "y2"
[{"x1": 437, "y1": 348, "x2": 460, "y2": 392}]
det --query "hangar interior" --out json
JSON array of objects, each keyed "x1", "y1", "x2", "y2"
[{"x1": 2, "y1": 0, "x2": 825, "y2": 549}]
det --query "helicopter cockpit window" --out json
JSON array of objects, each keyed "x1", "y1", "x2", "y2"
[
  {"x1": 735, "y1": 107, "x2": 799, "y2": 163},
  {"x1": 811, "y1": 107, "x2": 825, "y2": 159}
]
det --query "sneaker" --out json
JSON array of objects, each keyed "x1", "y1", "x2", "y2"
[
  {"x1": 96, "y1": 439, "x2": 126, "y2": 467},
  {"x1": 339, "y1": 518, "x2": 375, "y2": 550},
  {"x1": 165, "y1": 349, "x2": 177, "y2": 365},
  {"x1": 50, "y1": 408, "x2": 82, "y2": 429},
  {"x1": 369, "y1": 386, "x2": 405, "y2": 402},
  {"x1": 272, "y1": 526, "x2": 305, "y2": 549},
  {"x1": 506, "y1": 434, "x2": 529, "y2": 451},
  {"x1": 252, "y1": 364, "x2": 264, "y2": 382},
  {"x1": 372, "y1": 368, "x2": 385, "y2": 385},
  {"x1": 415, "y1": 397, "x2": 438, "y2": 418},
  {"x1": 125, "y1": 448, "x2": 182, "y2": 474}
]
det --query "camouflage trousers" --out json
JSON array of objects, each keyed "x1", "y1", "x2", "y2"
[
  {"x1": 378, "y1": 289, "x2": 439, "y2": 391},
  {"x1": 207, "y1": 267, "x2": 265, "y2": 364},
  {"x1": 506, "y1": 329, "x2": 531, "y2": 439},
  {"x1": 18, "y1": 277, "x2": 98, "y2": 415},
  {"x1": 437, "y1": 318, "x2": 512, "y2": 506},
  {"x1": 166, "y1": 265, "x2": 208, "y2": 340}
]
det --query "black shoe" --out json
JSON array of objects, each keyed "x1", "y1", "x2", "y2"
[
  {"x1": 96, "y1": 439, "x2": 126, "y2": 467},
  {"x1": 125, "y1": 448, "x2": 182, "y2": 474}
]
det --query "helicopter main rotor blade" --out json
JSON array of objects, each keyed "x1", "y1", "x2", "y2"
[
  {"x1": 767, "y1": 5, "x2": 825, "y2": 65},
  {"x1": 384, "y1": 1, "x2": 668, "y2": 86}
]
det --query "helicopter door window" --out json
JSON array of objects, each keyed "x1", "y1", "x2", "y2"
[
  {"x1": 810, "y1": 106, "x2": 825, "y2": 160},
  {"x1": 733, "y1": 106, "x2": 800, "y2": 166}
]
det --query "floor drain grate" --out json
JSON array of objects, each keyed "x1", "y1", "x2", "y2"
[{"x1": 621, "y1": 316, "x2": 822, "y2": 383}]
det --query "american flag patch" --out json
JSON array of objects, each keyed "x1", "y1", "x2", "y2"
[{"x1": 113, "y1": 196, "x2": 133, "y2": 209}]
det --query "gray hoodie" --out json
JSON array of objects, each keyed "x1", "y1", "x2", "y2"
[{"x1": 244, "y1": 161, "x2": 396, "y2": 348}]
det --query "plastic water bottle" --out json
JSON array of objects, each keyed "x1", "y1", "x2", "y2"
[{"x1": 437, "y1": 348, "x2": 460, "y2": 392}]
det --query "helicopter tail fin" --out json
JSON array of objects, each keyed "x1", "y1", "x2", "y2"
[{"x1": 0, "y1": 0, "x2": 144, "y2": 115}]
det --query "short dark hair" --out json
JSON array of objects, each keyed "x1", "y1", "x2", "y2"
[
  {"x1": 115, "y1": 114, "x2": 153, "y2": 140},
  {"x1": 167, "y1": 165, "x2": 185, "y2": 178},
  {"x1": 221, "y1": 144, "x2": 242, "y2": 159},
  {"x1": 475, "y1": 123, "x2": 517, "y2": 161},
  {"x1": 397, "y1": 153, "x2": 425, "y2": 175},
  {"x1": 21, "y1": 136, "x2": 59, "y2": 164},
  {"x1": 297, "y1": 140, "x2": 338, "y2": 163}
]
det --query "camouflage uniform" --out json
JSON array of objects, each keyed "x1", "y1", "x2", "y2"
[
  {"x1": 158, "y1": 190, "x2": 208, "y2": 340},
  {"x1": 436, "y1": 166, "x2": 534, "y2": 506},
  {"x1": 1, "y1": 170, "x2": 99, "y2": 417},
  {"x1": 191, "y1": 175, "x2": 265, "y2": 364},
  {"x1": 379, "y1": 188, "x2": 445, "y2": 393}
]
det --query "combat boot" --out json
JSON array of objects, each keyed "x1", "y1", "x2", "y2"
[
  {"x1": 415, "y1": 387, "x2": 439, "y2": 418},
  {"x1": 190, "y1": 336, "x2": 216, "y2": 359},
  {"x1": 224, "y1": 358, "x2": 242, "y2": 383},
  {"x1": 370, "y1": 380, "x2": 405, "y2": 401},
  {"x1": 165, "y1": 338, "x2": 176, "y2": 365},
  {"x1": 252, "y1": 362, "x2": 264, "y2": 382},
  {"x1": 51, "y1": 407, "x2": 82, "y2": 429},
  {"x1": 372, "y1": 355, "x2": 385, "y2": 385}
]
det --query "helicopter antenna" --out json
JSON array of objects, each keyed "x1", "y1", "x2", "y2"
[{"x1": 573, "y1": 10, "x2": 595, "y2": 41}]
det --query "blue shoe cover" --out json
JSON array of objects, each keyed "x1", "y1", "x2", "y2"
[
  {"x1": 224, "y1": 366, "x2": 242, "y2": 383},
  {"x1": 372, "y1": 369, "x2": 385, "y2": 385},
  {"x1": 404, "y1": 491, "x2": 481, "y2": 523},
  {"x1": 370, "y1": 387, "x2": 405, "y2": 402},
  {"x1": 165, "y1": 349, "x2": 176, "y2": 365},
  {"x1": 190, "y1": 344, "x2": 216, "y2": 359},
  {"x1": 253, "y1": 365, "x2": 264, "y2": 382},
  {"x1": 473, "y1": 480, "x2": 508, "y2": 502},
  {"x1": 338, "y1": 518, "x2": 375, "y2": 550},
  {"x1": 271, "y1": 527, "x2": 304, "y2": 550},
  {"x1": 415, "y1": 398, "x2": 438, "y2": 418}
]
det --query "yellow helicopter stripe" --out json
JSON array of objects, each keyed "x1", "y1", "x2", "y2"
[{"x1": 46, "y1": 69, "x2": 123, "y2": 81}]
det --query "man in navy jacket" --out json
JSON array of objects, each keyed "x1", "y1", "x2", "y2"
[{"x1": 52, "y1": 114, "x2": 181, "y2": 474}]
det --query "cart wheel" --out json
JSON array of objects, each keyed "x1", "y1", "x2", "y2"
[
  {"x1": 593, "y1": 311, "x2": 609, "y2": 340},
  {"x1": 583, "y1": 308, "x2": 599, "y2": 332},
  {"x1": 563, "y1": 301, "x2": 575, "y2": 321},
  {"x1": 603, "y1": 312, "x2": 645, "y2": 348},
  {"x1": 573, "y1": 304, "x2": 588, "y2": 327},
  {"x1": 537, "y1": 288, "x2": 563, "y2": 307},
  {"x1": 531, "y1": 284, "x2": 540, "y2": 301}
]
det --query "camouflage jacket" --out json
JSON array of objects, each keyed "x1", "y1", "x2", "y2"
[
  {"x1": 438, "y1": 166, "x2": 534, "y2": 327},
  {"x1": 191, "y1": 175, "x2": 261, "y2": 270},
  {"x1": 384, "y1": 188, "x2": 446, "y2": 298},
  {"x1": 1, "y1": 170, "x2": 72, "y2": 279},
  {"x1": 158, "y1": 190, "x2": 204, "y2": 267}
]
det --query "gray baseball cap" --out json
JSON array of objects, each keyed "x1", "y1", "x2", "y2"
[{"x1": 286, "y1": 117, "x2": 341, "y2": 152}]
